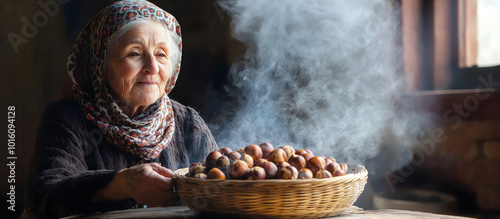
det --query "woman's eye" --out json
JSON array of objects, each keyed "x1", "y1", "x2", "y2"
[
  {"x1": 157, "y1": 53, "x2": 167, "y2": 58},
  {"x1": 128, "y1": 52, "x2": 140, "y2": 57}
]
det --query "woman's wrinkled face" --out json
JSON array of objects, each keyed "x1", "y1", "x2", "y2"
[{"x1": 105, "y1": 22, "x2": 171, "y2": 115}]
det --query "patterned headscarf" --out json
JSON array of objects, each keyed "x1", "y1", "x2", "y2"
[{"x1": 67, "y1": 0, "x2": 182, "y2": 159}]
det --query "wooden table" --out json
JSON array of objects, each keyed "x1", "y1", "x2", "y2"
[{"x1": 63, "y1": 206, "x2": 474, "y2": 219}]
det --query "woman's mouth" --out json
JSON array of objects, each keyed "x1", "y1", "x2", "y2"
[
  {"x1": 136, "y1": 81, "x2": 158, "y2": 89},
  {"x1": 138, "y1": 81, "x2": 157, "y2": 85}
]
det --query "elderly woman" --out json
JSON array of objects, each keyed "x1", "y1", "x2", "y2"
[{"x1": 24, "y1": 0, "x2": 218, "y2": 218}]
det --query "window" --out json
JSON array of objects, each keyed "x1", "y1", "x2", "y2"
[
  {"x1": 477, "y1": 0, "x2": 500, "y2": 67},
  {"x1": 400, "y1": 0, "x2": 500, "y2": 91}
]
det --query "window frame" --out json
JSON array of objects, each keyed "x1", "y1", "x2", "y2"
[{"x1": 400, "y1": 0, "x2": 500, "y2": 91}]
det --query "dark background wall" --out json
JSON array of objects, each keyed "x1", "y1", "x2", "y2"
[
  {"x1": 3, "y1": 1, "x2": 500, "y2": 218},
  {"x1": 0, "y1": 1, "x2": 241, "y2": 218}
]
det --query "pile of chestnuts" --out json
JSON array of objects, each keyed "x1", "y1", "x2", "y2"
[{"x1": 188, "y1": 143, "x2": 348, "y2": 180}]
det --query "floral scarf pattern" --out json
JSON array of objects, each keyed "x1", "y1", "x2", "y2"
[{"x1": 67, "y1": 0, "x2": 182, "y2": 159}]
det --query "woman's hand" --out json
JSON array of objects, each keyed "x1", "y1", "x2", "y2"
[{"x1": 93, "y1": 163, "x2": 178, "y2": 206}]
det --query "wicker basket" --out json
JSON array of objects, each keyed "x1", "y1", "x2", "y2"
[{"x1": 174, "y1": 164, "x2": 368, "y2": 219}]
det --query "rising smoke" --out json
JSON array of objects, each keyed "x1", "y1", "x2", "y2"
[{"x1": 212, "y1": 0, "x2": 432, "y2": 166}]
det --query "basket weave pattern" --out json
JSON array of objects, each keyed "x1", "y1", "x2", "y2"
[{"x1": 174, "y1": 164, "x2": 368, "y2": 218}]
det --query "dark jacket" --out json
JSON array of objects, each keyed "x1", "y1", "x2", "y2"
[{"x1": 24, "y1": 98, "x2": 218, "y2": 218}]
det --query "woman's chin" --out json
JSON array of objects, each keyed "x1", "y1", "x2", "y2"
[
  {"x1": 141, "y1": 96, "x2": 160, "y2": 106},
  {"x1": 130, "y1": 93, "x2": 160, "y2": 107},
  {"x1": 129, "y1": 87, "x2": 161, "y2": 102}
]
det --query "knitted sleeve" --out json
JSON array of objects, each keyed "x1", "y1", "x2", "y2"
[{"x1": 24, "y1": 100, "x2": 135, "y2": 219}]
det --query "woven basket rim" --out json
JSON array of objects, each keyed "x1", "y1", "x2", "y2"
[{"x1": 174, "y1": 164, "x2": 367, "y2": 184}]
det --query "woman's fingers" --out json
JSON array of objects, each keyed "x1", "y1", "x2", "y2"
[
  {"x1": 136, "y1": 163, "x2": 178, "y2": 206},
  {"x1": 149, "y1": 173, "x2": 174, "y2": 191},
  {"x1": 138, "y1": 166, "x2": 178, "y2": 206},
  {"x1": 147, "y1": 163, "x2": 175, "y2": 190},
  {"x1": 151, "y1": 162, "x2": 174, "y2": 178},
  {"x1": 114, "y1": 163, "x2": 178, "y2": 206}
]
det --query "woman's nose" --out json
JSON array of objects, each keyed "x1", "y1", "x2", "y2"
[{"x1": 142, "y1": 53, "x2": 159, "y2": 74}]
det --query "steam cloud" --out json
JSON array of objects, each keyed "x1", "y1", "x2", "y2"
[{"x1": 212, "y1": 0, "x2": 431, "y2": 166}]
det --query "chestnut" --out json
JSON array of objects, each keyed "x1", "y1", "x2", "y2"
[
  {"x1": 207, "y1": 167, "x2": 226, "y2": 179},
  {"x1": 297, "y1": 168, "x2": 313, "y2": 179},
  {"x1": 241, "y1": 153, "x2": 254, "y2": 168},
  {"x1": 244, "y1": 144, "x2": 263, "y2": 161},
  {"x1": 263, "y1": 162, "x2": 278, "y2": 179},
  {"x1": 254, "y1": 158, "x2": 269, "y2": 167},
  {"x1": 194, "y1": 173, "x2": 207, "y2": 179},
  {"x1": 315, "y1": 170, "x2": 333, "y2": 179},
  {"x1": 278, "y1": 165, "x2": 298, "y2": 180},
  {"x1": 295, "y1": 149, "x2": 313, "y2": 156},
  {"x1": 236, "y1": 148, "x2": 245, "y2": 154},
  {"x1": 333, "y1": 169, "x2": 346, "y2": 177},
  {"x1": 188, "y1": 163, "x2": 207, "y2": 177},
  {"x1": 230, "y1": 160, "x2": 249, "y2": 179},
  {"x1": 247, "y1": 166, "x2": 266, "y2": 180},
  {"x1": 302, "y1": 153, "x2": 313, "y2": 161},
  {"x1": 307, "y1": 156, "x2": 326, "y2": 175},
  {"x1": 267, "y1": 148, "x2": 287, "y2": 163},
  {"x1": 325, "y1": 162, "x2": 341, "y2": 175},
  {"x1": 279, "y1": 145, "x2": 295, "y2": 159},
  {"x1": 324, "y1": 157, "x2": 336, "y2": 165},
  {"x1": 288, "y1": 154, "x2": 306, "y2": 169},
  {"x1": 276, "y1": 161, "x2": 290, "y2": 171},
  {"x1": 214, "y1": 155, "x2": 231, "y2": 176},
  {"x1": 219, "y1": 147, "x2": 233, "y2": 156},
  {"x1": 227, "y1": 151, "x2": 242, "y2": 162},
  {"x1": 339, "y1": 163, "x2": 348, "y2": 173},
  {"x1": 205, "y1": 151, "x2": 222, "y2": 170},
  {"x1": 259, "y1": 142, "x2": 274, "y2": 159}
]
